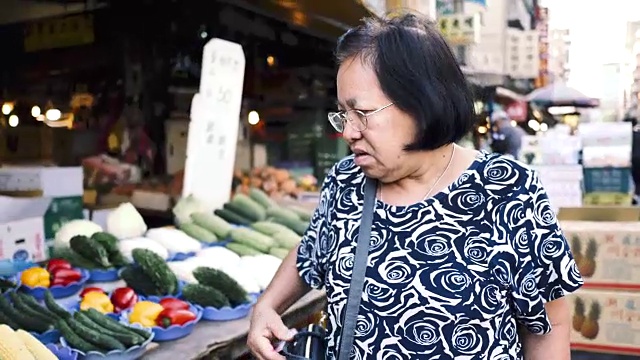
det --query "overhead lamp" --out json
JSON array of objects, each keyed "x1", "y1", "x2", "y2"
[
  {"x1": 31, "y1": 106, "x2": 41, "y2": 117},
  {"x1": 248, "y1": 110, "x2": 260, "y2": 125},
  {"x1": 45, "y1": 108, "x2": 62, "y2": 121},
  {"x1": 8, "y1": 115, "x2": 19, "y2": 127},
  {"x1": 2, "y1": 102, "x2": 14, "y2": 115}
]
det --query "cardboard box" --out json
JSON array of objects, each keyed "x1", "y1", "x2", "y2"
[
  {"x1": 0, "y1": 197, "x2": 49, "y2": 263},
  {"x1": 558, "y1": 207, "x2": 640, "y2": 291},
  {"x1": 569, "y1": 289, "x2": 640, "y2": 356},
  {"x1": 0, "y1": 165, "x2": 83, "y2": 197}
]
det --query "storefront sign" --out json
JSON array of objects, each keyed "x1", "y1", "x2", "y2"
[
  {"x1": 437, "y1": 13, "x2": 481, "y2": 45},
  {"x1": 535, "y1": 6, "x2": 549, "y2": 88},
  {"x1": 24, "y1": 14, "x2": 95, "y2": 53},
  {"x1": 505, "y1": 100, "x2": 528, "y2": 122},
  {"x1": 183, "y1": 39, "x2": 246, "y2": 211}
]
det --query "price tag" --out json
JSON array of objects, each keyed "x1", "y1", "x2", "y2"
[{"x1": 183, "y1": 38, "x2": 246, "y2": 212}]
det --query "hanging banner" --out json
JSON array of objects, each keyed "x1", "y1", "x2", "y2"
[
  {"x1": 535, "y1": 6, "x2": 549, "y2": 88},
  {"x1": 437, "y1": 13, "x2": 481, "y2": 45},
  {"x1": 24, "y1": 14, "x2": 95, "y2": 52}
]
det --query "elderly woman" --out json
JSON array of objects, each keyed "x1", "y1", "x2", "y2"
[{"x1": 248, "y1": 13, "x2": 583, "y2": 360}]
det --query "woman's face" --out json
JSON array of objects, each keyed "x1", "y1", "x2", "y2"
[{"x1": 336, "y1": 56, "x2": 418, "y2": 181}]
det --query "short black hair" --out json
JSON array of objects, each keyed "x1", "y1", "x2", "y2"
[{"x1": 335, "y1": 12, "x2": 475, "y2": 151}]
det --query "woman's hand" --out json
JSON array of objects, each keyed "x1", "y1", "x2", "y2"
[{"x1": 248, "y1": 304, "x2": 297, "y2": 360}]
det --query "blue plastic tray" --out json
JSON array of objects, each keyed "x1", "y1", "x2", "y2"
[
  {"x1": 120, "y1": 301, "x2": 203, "y2": 342},
  {"x1": 20, "y1": 268, "x2": 90, "y2": 300},
  {"x1": 46, "y1": 344, "x2": 78, "y2": 360},
  {"x1": 167, "y1": 252, "x2": 197, "y2": 261},
  {"x1": 33, "y1": 328, "x2": 61, "y2": 344},
  {"x1": 88, "y1": 268, "x2": 121, "y2": 282},
  {"x1": 200, "y1": 297, "x2": 256, "y2": 321},
  {"x1": 60, "y1": 323, "x2": 154, "y2": 360}
]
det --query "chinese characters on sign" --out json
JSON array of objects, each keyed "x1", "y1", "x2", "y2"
[{"x1": 437, "y1": 13, "x2": 481, "y2": 46}]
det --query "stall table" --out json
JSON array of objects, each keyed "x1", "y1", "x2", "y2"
[{"x1": 142, "y1": 290, "x2": 326, "y2": 360}]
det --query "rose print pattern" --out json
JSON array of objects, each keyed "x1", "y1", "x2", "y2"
[{"x1": 296, "y1": 152, "x2": 584, "y2": 359}]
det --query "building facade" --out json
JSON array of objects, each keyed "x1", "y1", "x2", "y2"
[{"x1": 624, "y1": 21, "x2": 640, "y2": 118}]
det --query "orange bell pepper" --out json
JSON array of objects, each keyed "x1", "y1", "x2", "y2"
[
  {"x1": 80, "y1": 291, "x2": 114, "y2": 314},
  {"x1": 21, "y1": 267, "x2": 50, "y2": 288}
]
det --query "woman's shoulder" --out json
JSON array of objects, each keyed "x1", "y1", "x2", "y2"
[{"x1": 472, "y1": 152, "x2": 540, "y2": 198}]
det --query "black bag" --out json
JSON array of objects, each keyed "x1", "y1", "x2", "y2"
[{"x1": 281, "y1": 178, "x2": 377, "y2": 360}]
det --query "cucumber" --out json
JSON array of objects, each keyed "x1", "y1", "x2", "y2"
[
  {"x1": 193, "y1": 267, "x2": 249, "y2": 306},
  {"x1": 226, "y1": 243, "x2": 263, "y2": 256},
  {"x1": 248, "y1": 188, "x2": 276, "y2": 209},
  {"x1": 73, "y1": 312, "x2": 145, "y2": 347},
  {"x1": 56, "y1": 319, "x2": 102, "y2": 353},
  {"x1": 215, "y1": 208, "x2": 253, "y2": 226},
  {"x1": 44, "y1": 291, "x2": 71, "y2": 319},
  {"x1": 271, "y1": 216, "x2": 309, "y2": 236},
  {"x1": 266, "y1": 206, "x2": 300, "y2": 222},
  {"x1": 14, "y1": 293, "x2": 61, "y2": 321},
  {"x1": 132, "y1": 249, "x2": 178, "y2": 295},
  {"x1": 0, "y1": 308, "x2": 20, "y2": 329},
  {"x1": 83, "y1": 309, "x2": 152, "y2": 339},
  {"x1": 230, "y1": 194, "x2": 267, "y2": 221},
  {"x1": 191, "y1": 212, "x2": 233, "y2": 239},
  {"x1": 65, "y1": 317, "x2": 126, "y2": 351},
  {"x1": 286, "y1": 205, "x2": 313, "y2": 222},
  {"x1": 179, "y1": 222, "x2": 218, "y2": 243},
  {"x1": 0, "y1": 295, "x2": 51, "y2": 333},
  {"x1": 250, "y1": 221, "x2": 297, "y2": 237},
  {"x1": 230, "y1": 227, "x2": 275, "y2": 253},
  {"x1": 269, "y1": 247, "x2": 290, "y2": 259}
]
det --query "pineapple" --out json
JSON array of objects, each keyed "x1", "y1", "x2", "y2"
[
  {"x1": 572, "y1": 297, "x2": 585, "y2": 332},
  {"x1": 581, "y1": 238, "x2": 598, "y2": 278},
  {"x1": 580, "y1": 301, "x2": 601, "y2": 340},
  {"x1": 571, "y1": 235, "x2": 584, "y2": 269}
]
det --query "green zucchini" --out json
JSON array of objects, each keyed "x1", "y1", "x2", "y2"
[
  {"x1": 230, "y1": 227, "x2": 275, "y2": 253},
  {"x1": 179, "y1": 222, "x2": 218, "y2": 243},
  {"x1": 250, "y1": 221, "x2": 297, "y2": 237},
  {"x1": 191, "y1": 212, "x2": 233, "y2": 239},
  {"x1": 215, "y1": 208, "x2": 253, "y2": 226},
  {"x1": 269, "y1": 247, "x2": 290, "y2": 259},
  {"x1": 83, "y1": 309, "x2": 152, "y2": 339},
  {"x1": 226, "y1": 243, "x2": 263, "y2": 256},
  {"x1": 273, "y1": 230, "x2": 302, "y2": 249},
  {"x1": 271, "y1": 216, "x2": 309, "y2": 236},
  {"x1": 285, "y1": 205, "x2": 313, "y2": 222},
  {"x1": 56, "y1": 319, "x2": 102, "y2": 353},
  {"x1": 248, "y1": 188, "x2": 276, "y2": 209},
  {"x1": 230, "y1": 193, "x2": 267, "y2": 221},
  {"x1": 266, "y1": 206, "x2": 300, "y2": 222}
]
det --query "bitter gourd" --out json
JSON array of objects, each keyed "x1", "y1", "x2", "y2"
[
  {"x1": 182, "y1": 284, "x2": 231, "y2": 308},
  {"x1": 119, "y1": 265, "x2": 163, "y2": 296},
  {"x1": 193, "y1": 267, "x2": 249, "y2": 306},
  {"x1": 69, "y1": 235, "x2": 110, "y2": 268},
  {"x1": 132, "y1": 249, "x2": 178, "y2": 295}
]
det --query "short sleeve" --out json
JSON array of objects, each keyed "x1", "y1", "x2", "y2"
[
  {"x1": 507, "y1": 171, "x2": 584, "y2": 335},
  {"x1": 296, "y1": 166, "x2": 338, "y2": 289}
]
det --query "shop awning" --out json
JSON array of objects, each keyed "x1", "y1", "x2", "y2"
[{"x1": 221, "y1": 0, "x2": 375, "y2": 39}]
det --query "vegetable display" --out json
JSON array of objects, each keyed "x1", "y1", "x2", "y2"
[
  {"x1": 0, "y1": 291, "x2": 65, "y2": 333},
  {"x1": 120, "y1": 249, "x2": 180, "y2": 296},
  {"x1": 0, "y1": 324, "x2": 60, "y2": 360},
  {"x1": 129, "y1": 301, "x2": 165, "y2": 327},
  {"x1": 21, "y1": 261, "x2": 85, "y2": 289},
  {"x1": 50, "y1": 232, "x2": 129, "y2": 270}
]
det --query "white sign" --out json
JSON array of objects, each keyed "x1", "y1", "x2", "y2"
[
  {"x1": 437, "y1": 13, "x2": 481, "y2": 45},
  {"x1": 505, "y1": 29, "x2": 540, "y2": 79},
  {"x1": 182, "y1": 39, "x2": 246, "y2": 212}
]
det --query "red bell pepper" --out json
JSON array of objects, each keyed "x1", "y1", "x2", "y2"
[
  {"x1": 46, "y1": 259, "x2": 72, "y2": 273},
  {"x1": 50, "y1": 268, "x2": 82, "y2": 287},
  {"x1": 111, "y1": 287, "x2": 138, "y2": 313},
  {"x1": 159, "y1": 298, "x2": 190, "y2": 311},
  {"x1": 155, "y1": 308, "x2": 197, "y2": 328},
  {"x1": 80, "y1": 287, "x2": 105, "y2": 298}
]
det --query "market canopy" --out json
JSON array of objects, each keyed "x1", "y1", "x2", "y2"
[
  {"x1": 526, "y1": 82, "x2": 600, "y2": 108},
  {"x1": 225, "y1": 0, "x2": 375, "y2": 38}
]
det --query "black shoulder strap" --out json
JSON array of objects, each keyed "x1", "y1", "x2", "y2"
[{"x1": 337, "y1": 177, "x2": 377, "y2": 359}]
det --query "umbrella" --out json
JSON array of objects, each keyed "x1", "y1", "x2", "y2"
[{"x1": 526, "y1": 82, "x2": 600, "y2": 107}]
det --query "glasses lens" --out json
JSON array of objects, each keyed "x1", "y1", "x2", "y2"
[
  {"x1": 328, "y1": 113, "x2": 344, "y2": 132},
  {"x1": 346, "y1": 110, "x2": 367, "y2": 131}
]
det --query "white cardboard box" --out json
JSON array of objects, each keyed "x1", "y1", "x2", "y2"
[
  {"x1": 0, "y1": 166, "x2": 83, "y2": 196},
  {"x1": 0, "y1": 197, "x2": 49, "y2": 262}
]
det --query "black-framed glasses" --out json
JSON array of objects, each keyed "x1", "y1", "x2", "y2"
[{"x1": 327, "y1": 103, "x2": 394, "y2": 133}]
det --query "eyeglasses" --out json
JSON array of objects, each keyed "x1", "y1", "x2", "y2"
[{"x1": 327, "y1": 103, "x2": 394, "y2": 133}]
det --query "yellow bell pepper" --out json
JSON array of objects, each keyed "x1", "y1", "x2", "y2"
[
  {"x1": 80, "y1": 292, "x2": 114, "y2": 314},
  {"x1": 21, "y1": 267, "x2": 50, "y2": 288},
  {"x1": 129, "y1": 301, "x2": 164, "y2": 327}
]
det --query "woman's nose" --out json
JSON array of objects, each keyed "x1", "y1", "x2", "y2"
[{"x1": 341, "y1": 122, "x2": 363, "y2": 143}]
